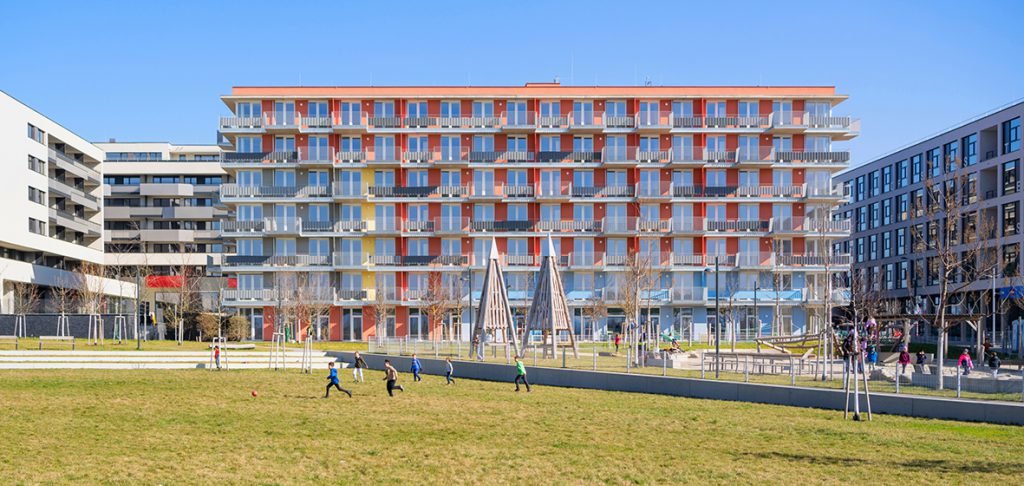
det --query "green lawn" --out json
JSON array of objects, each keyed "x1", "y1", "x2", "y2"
[{"x1": 2, "y1": 369, "x2": 1023, "y2": 484}]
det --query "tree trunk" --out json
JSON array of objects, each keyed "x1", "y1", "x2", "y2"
[{"x1": 936, "y1": 321, "x2": 945, "y2": 390}]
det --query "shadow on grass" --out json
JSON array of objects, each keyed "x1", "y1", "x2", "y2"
[{"x1": 744, "y1": 451, "x2": 1024, "y2": 475}]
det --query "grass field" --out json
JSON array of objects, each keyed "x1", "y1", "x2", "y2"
[{"x1": 2, "y1": 369, "x2": 1024, "y2": 484}]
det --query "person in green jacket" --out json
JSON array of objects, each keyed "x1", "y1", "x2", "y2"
[{"x1": 513, "y1": 355, "x2": 531, "y2": 392}]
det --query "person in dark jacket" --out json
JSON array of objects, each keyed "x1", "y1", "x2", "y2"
[
  {"x1": 410, "y1": 354, "x2": 423, "y2": 382},
  {"x1": 352, "y1": 352, "x2": 368, "y2": 383},
  {"x1": 324, "y1": 362, "x2": 352, "y2": 398},
  {"x1": 988, "y1": 353, "x2": 1001, "y2": 378},
  {"x1": 914, "y1": 350, "x2": 927, "y2": 373}
]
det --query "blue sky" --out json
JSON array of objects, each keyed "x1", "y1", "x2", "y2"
[{"x1": 1, "y1": 0, "x2": 1021, "y2": 165}]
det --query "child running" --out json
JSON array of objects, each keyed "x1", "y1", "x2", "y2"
[
  {"x1": 383, "y1": 359, "x2": 405, "y2": 397},
  {"x1": 324, "y1": 362, "x2": 352, "y2": 398},
  {"x1": 513, "y1": 355, "x2": 531, "y2": 392},
  {"x1": 444, "y1": 357, "x2": 455, "y2": 385},
  {"x1": 410, "y1": 354, "x2": 423, "y2": 382},
  {"x1": 352, "y1": 351, "x2": 367, "y2": 383}
]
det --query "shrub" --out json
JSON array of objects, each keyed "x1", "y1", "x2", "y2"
[
  {"x1": 197, "y1": 313, "x2": 220, "y2": 340},
  {"x1": 227, "y1": 315, "x2": 249, "y2": 341}
]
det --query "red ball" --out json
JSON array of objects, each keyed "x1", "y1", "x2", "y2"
[{"x1": 251, "y1": 390, "x2": 258, "y2": 397}]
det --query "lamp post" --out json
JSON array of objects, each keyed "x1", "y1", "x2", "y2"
[
  {"x1": 136, "y1": 264, "x2": 141, "y2": 350},
  {"x1": 992, "y1": 266, "x2": 997, "y2": 350},
  {"x1": 715, "y1": 256, "x2": 721, "y2": 378},
  {"x1": 753, "y1": 286, "x2": 761, "y2": 339}
]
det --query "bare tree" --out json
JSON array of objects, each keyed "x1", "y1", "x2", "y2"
[
  {"x1": 423, "y1": 272, "x2": 455, "y2": 344},
  {"x1": 910, "y1": 171, "x2": 1000, "y2": 389},
  {"x1": 75, "y1": 261, "x2": 108, "y2": 316},
  {"x1": 51, "y1": 273, "x2": 80, "y2": 316},
  {"x1": 372, "y1": 280, "x2": 395, "y2": 339},
  {"x1": 618, "y1": 252, "x2": 654, "y2": 363},
  {"x1": 10, "y1": 281, "x2": 40, "y2": 316},
  {"x1": 581, "y1": 287, "x2": 608, "y2": 342},
  {"x1": 163, "y1": 246, "x2": 205, "y2": 343}
]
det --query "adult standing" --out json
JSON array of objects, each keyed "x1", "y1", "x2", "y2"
[
  {"x1": 383, "y1": 359, "x2": 405, "y2": 397},
  {"x1": 352, "y1": 351, "x2": 368, "y2": 383},
  {"x1": 513, "y1": 355, "x2": 531, "y2": 392}
]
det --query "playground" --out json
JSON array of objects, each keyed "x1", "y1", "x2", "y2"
[{"x1": 2, "y1": 368, "x2": 1024, "y2": 484}]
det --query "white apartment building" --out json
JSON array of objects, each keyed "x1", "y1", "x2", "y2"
[
  {"x1": 0, "y1": 91, "x2": 134, "y2": 312},
  {"x1": 96, "y1": 142, "x2": 230, "y2": 321}
]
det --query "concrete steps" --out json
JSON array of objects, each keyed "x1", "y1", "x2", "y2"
[{"x1": 0, "y1": 350, "x2": 342, "y2": 370}]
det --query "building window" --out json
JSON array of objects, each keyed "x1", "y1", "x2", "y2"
[
  {"x1": 926, "y1": 148, "x2": 942, "y2": 178},
  {"x1": 943, "y1": 140, "x2": 959, "y2": 172},
  {"x1": 896, "y1": 159, "x2": 908, "y2": 188},
  {"x1": 896, "y1": 193, "x2": 908, "y2": 222},
  {"x1": 910, "y1": 154, "x2": 922, "y2": 184},
  {"x1": 882, "y1": 231, "x2": 891, "y2": 259},
  {"x1": 855, "y1": 175, "x2": 865, "y2": 202},
  {"x1": 856, "y1": 206, "x2": 867, "y2": 232},
  {"x1": 1003, "y1": 160, "x2": 1019, "y2": 195},
  {"x1": 962, "y1": 133, "x2": 978, "y2": 166},
  {"x1": 27, "y1": 123, "x2": 45, "y2": 144},
  {"x1": 881, "y1": 198, "x2": 892, "y2": 226},
  {"x1": 868, "y1": 234, "x2": 878, "y2": 261},
  {"x1": 855, "y1": 237, "x2": 865, "y2": 263},
  {"x1": 912, "y1": 189, "x2": 925, "y2": 217},
  {"x1": 869, "y1": 170, "x2": 880, "y2": 198},
  {"x1": 1004, "y1": 201, "x2": 1019, "y2": 236},
  {"x1": 882, "y1": 165, "x2": 892, "y2": 193},
  {"x1": 1005, "y1": 243, "x2": 1020, "y2": 277},
  {"x1": 28, "y1": 218, "x2": 46, "y2": 235},
  {"x1": 1004, "y1": 117, "x2": 1021, "y2": 154},
  {"x1": 27, "y1": 155, "x2": 45, "y2": 174},
  {"x1": 869, "y1": 202, "x2": 879, "y2": 229},
  {"x1": 962, "y1": 173, "x2": 977, "y2": 204},
  {"x1": 28, "y1": 186, "x2": 45, "y2": 205},
  {"x1": 896, "y1": 227, "x2": 906, "y2": 256}
]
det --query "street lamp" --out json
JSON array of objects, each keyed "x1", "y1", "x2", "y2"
[
  {"x1": 753, "y1": 286, "x2": 762, "y2": 339},
  {"x1": 703, "y1": 255, "x2": 721, "y2": 378}
]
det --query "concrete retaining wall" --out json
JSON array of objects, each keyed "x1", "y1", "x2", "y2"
[
  {"x1": 328, "y1": 351, "x2": 1024, "y2": 426},
  {"x1": 0, "y1": 314, "x2": 157, "y2": 340}
]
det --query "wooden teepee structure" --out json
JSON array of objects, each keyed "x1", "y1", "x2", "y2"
[
  {"x1": 470, "y1": 238, "x2": 521, "y2": 359},
  {"x1": 522, "y1": 235, "x2": 578, "y2": 359}
]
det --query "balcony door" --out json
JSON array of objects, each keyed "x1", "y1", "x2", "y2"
[
  {"x1": 539, "y1": 170, "x2": 561, "y2": 196},
  {"x1": 638, "y1": 101, "x2": 659, "y2": 126},
  {"x1": 507, "y1": 101, "x2": 528, "y2": 125},
  {"x1": 275, "y1": 204, "x2": 296, "y2": 231},
  {"x1": 772, "y1": 101, "x2": 793, "y2": 124},
  {"x1": 273, "y1": 101, "x2": 295, "y2": 125},
  {"x1": 474, "y1": 170, "x2": 495, "y2": 196}
]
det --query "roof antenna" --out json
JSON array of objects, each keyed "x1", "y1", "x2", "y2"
[
  {"x1": 554, "y1": 75, "x2": 560, "y2": 84},
  {"x1": 644, "y1": 76, "x2": 652, "y2": 87}
]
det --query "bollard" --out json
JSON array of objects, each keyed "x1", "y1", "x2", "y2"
[
  {"x1": 956, "y1": 369, "x2": 962, "y2": 398},
  {"x1": 662, "y1": 351, "x2": 667, "y2": 376},
  {"x1": 744, "y1": 355, "x2": 749, "y2": 383},
  {"x1": 790, "y1": 356, "x2": 796, "y2": 385},
  {"x1": 562, "y1": 347, "x2": 567, "y2": 368}
]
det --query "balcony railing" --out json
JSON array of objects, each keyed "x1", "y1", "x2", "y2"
[
  {"x1": 772, "y1": 150, "x2": 851, "y2": 163},
  {"x1": 635, "y1": 111, "x2": 672, "y2": 128},
  {"x1": 367, "y1": 185, "x2": 468, "y2": 198},
  {"x1": 535, "y1": 220, "x2": 602, "y2": 232},
  {"x1": 222, "y1": 289, "x2": 276, "y2": 301},
  {"x1": 771, "y1": 218, "x2": 852, "y2": 233},
  {"x1": 332, "y1": 181, "x2": 366, "y2": 197},
  {"x1": 470, "y1": 220, "x2": 536, "y2": 232},
  {"x1": 706, "y1": 219, "x2": 771, "y2": 232},
  {"x1": 335, "y1": 150, "x2": 366, "y2": 163},
  {"x1": 367, "y1": 255, "x2": 469, "y2": 267},
  {"x1": 223, "y1": 254, "x2": 332, "y2": 267},
  {"x1": 602, "y1": 146, "x2": 671, "y2": 164},
  {"x1": 771, "y1": 111, "x2": 858, "y2": 131},
  {"x1": 333, "y1": 252, "x2": 365, "y2": 266},
  {"x1": 569, "y1": 184, "x2": 634, "y2": 198},
  {"x1": 220, "y1": 184, "x2": 331, "y2": 198}
]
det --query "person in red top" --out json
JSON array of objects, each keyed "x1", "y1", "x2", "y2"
[
  {"x1": 614, "y1": 333, "x2": 621, "y2": 353},
  {"x1": 214, "y1": 346, "x2": 221, "y2": 370}
]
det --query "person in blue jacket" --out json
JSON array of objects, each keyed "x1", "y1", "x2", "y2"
[
  {"x1": 324, "y1": 361, "x2": 352, "y2": 398},
  {"x1": 410, "y1": 354, "x2": 423, "y2": 382}
]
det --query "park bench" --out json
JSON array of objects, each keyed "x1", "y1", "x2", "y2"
[
  {"x1": 39, "y1": 335, "x2": 75, "y2": 350},
  {"x1": 0, "y1": 335, "x2": 18, "y2": 350}
]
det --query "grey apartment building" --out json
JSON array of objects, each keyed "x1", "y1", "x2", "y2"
[{"x1": 837, "y1": 101, "x2": 1023, "y2": 350}]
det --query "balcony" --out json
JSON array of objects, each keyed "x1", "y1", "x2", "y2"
[
  {"x1": 336, "y1": 289, "x2": 369, "y2": 301},
  {"x1": 333, "y1": 252, "x2": 365, "y2": 267},
  {"x1": 535, "y1": 185, "x2": 570, "y2": 199},
  {"x1": 569, "y1": 184, "x2": 634, "y2": 198},
  {"x1": 735, "y1": 185, "x2": 805, "y2": 197},
  {"x1": 568, "y1": 111, "x2": 601, "y2": 130},
  {"x1": 537, "y1": 151, "x2": 600, "y2": 163},
  {"x1": 219, "y1": 116, "x2": 264, "y2": 131},
  {"x1": 636, "y1": 181, "x2": 672, "y2": 198},
  {"x1": 635, "y1": 111, "x2": 672, "y2": 129},
  {"x1": 704, "y1": 115, "x2": 770, "y2": 129},
  {"x1": 48, "y1": 149, "x2": 100, "y2": 181},
  {"x1": 222, "y1": 151, "x2": 297, "y2": 166},
  {"x1": 335, "y1": 150, "x2": 366, "y2": 164},
  {"x1": 502, "y1": 111, "x2": 536, "y2": 130},
  {"x1": 223, "y1": 254, "x2": 332, "y2": 267},
  {"x1": 770, "y1": 111, "x2": 859, "y2": 132},
  {"x1": 220, "y1": 184, "x2": 331, "y2": 198},
  {"x1": 771, "y1": 217, "x2": 852, "y2": 234},
  {"x1": 703, "y1": 149, "x2": 738, "y2": 163},
  {"x1": 535, "y1": 220, "x2": 602, "y2": 232},
  {"x1": 367, "y1": 255, "x2": 468, "y2": 267},
  {"x1": 776, "y1": 254, "x2": 852, "y2": 267},
  {"x1": 298, "y1": 146, "x2": 335, "y2": 164},
  {"x1": 368, "y1": 116, "x2": 402, "y2": 129},
  {"x1": 332, "y1": 181, "x2": 366, "y2": 198},
  {"x1": 636, "y1": 219, "x2": 671, "y2": 233},
  {"x1": 470, "y1": 220, "x2": 536, "y2": 232},
  {"x1": 300, "y1": 116, "x2": 333, "y2": 132},
  {"x1": 334, "y1": 112, "x2": 368, "y2": 129},
  {"x1": 468, "y1": 184, "x2": 534, "y2": 198},
  {"x1": 706, "y1": 219, "x2": 771, "y2": 232},
  {"x1": 671, "y1": 254, "x2": 704, "y2": 266},
  {"x1": 536, "y1": 114, "x2": 569, "y2": 130},
  {"x1": 772, "y1": 149, "x2": 851, "y2": 164},
  {"x1": 367, "y1": 185, "x2": 469, "y2": 198},
  {"x1": 222, "y1": 289, "x2": 276, "y2": 302},
  {"x1": 265, "y1": 111, "x2": 299, "y2": 128},
  {"x1": 366, "y1": 148, "x2": 401, "y2": 164},
  {"x1": 602, "y1": 146, "x2": 671, "y2": 165},
  {"x1": 504, "y1": 254, "x2": 536, "y2": 266},
  {"x1": 601, "y1": 112, "x2": 635, "y2": 129},
  {"x1": 49, "y1": 208, "x2": 101, "y2": 236},
  {"x1": 221, "y1": 218, "x2": 302, "y2": 234}
]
